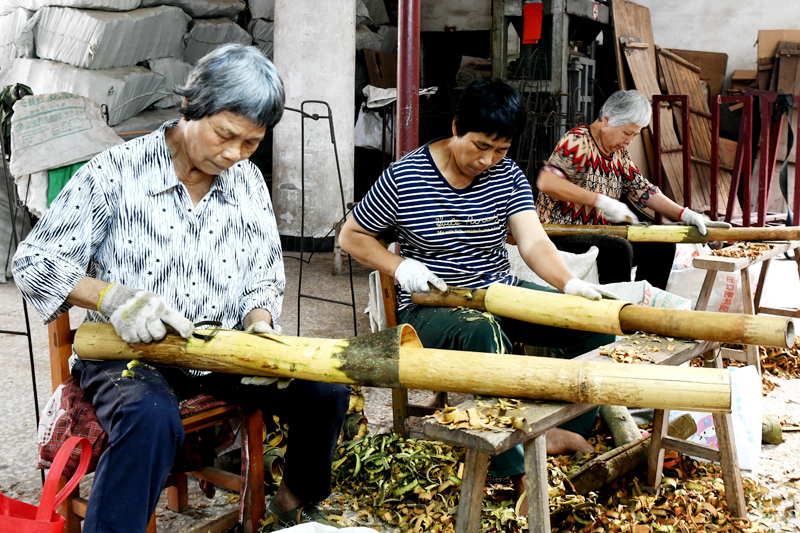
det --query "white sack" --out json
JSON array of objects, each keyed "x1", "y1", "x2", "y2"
[
  {"x1": 34, "y1": 6, "x2": 189, "y2": 70},
  {"x1": 601, "y1": 280, "x2": 691, "y2": 310},
  {"x1": 507, "y1": 244, "x2": 600, "y2": 286},
  {"x1": 666, "y1": 243, "x2": 750, "y2": 313},
  {"x1": 140, "y1": 0, "x2": 244, "y2": 18},
  {"x1": 354, "y1": 103, "x2": 392, "y2": 152},
  {"x1": 355, "y1": 1, "x2": 371, "y2": 25},
  {"x1": 248, "y1": 0, "x2": 273, "y2": 20},
  {"x1": 0, "y1": 9, "x2": 34, "y2": 63},
  {"x1": 148, "y1": 57, "x2": 192, "y2": 108},
  {"x1": 248, "y1": 19, "x2": 273, "y2": 59},
  {"x1": 183, "y1": 18, "x2": 251, "y2": 65},
  {"x1": 15, "y1": 171, "x2": 48, "y2": 218},
  {"x1": 367, "y1": 270, "x2": 386, "y2": 333},
  {"x1": 668, "y1": 366, "x2": 762, "y2": 470},
  {"x1": 10, "y1": 93, "x2": 124, "y2": 177},
  {"x1": 0, "y1": 58, "x2": 165, "y2": 126},
  {"x1": 356, "y1": 24, "x2": 382, "y2": 51},
  {"x1": 0, "y1": 0, "x2": 140, "y2": 14}
]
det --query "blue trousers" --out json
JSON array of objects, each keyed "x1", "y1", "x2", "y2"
[
  {"x1": 398, "y1": 280, "x2": 611, "y2": 478},
  {"x1": 72, "y1": 358, "x2": 349, "y2": 533}
]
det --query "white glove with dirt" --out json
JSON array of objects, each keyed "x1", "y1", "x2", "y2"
[
  {"x1": 563, "y1": 278, "x2": 621, "y2": 301},
  {"x1": 98, "y1": 283, "x2": 194, "y2": 343},
  {"x1": 394, "y1": 258, "x2": 447, "y2": 293},
  {"x1": 240, "y1": 321, "x2": 292, "y2": 388},
  {"x1": 594, "y1": 194, "x2": 640, "y2": 224},
  {"x1": 679, "y1": 207, "x2": 731, "y2": 236}
]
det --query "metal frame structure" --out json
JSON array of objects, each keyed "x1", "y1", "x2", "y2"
[{"x1": 651, "y1": 95, "x2": 691, "y2": 224}]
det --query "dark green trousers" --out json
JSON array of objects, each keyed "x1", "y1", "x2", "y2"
[{"x1": 398, "y1": 280, "x2": 612, "y2": 477}]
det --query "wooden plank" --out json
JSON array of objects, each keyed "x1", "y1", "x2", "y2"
[
  {"x1": 645, "y1": 408, "x2": 669, "y2": 488},
  {"x1": 622, "y1": 41, "x2": 687, "y2": 206},
  {"x1": 182, "y1": 508, "x2": 240, "y2": 533},
  {"x1": 363, "y1": 49, "x2": 397, "y2": 89},
  {"x1": 524, "y1": 434, "x2": 550, "y2": 533},
  {"x1": 611, "y1": 0, "x2": 655, "y2": 89},
  {"x1": 660, "y1": 435, "x2": 720, "y2": 462},
  {"x1": 191, "y1": 467, "x2": 244, "y2": 493},
  {"x1": 692, "y1": 241, "x2": 800, "y2": 272},
  {"x1": 423, "y1": 338, "x2": 714, "y2": 454},
  {"x1": 454, "y1": 449, "x2": 490, "y2": 533},
  {"x1": 668, "y1": 49, "x2": 728, "y2": 105},
  {"x1": 657, "y1": 46, "x2": 737, "y2": 216}
]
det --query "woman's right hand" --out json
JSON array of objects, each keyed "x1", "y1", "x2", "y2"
[
  {"x1": 393, "y1": 258, "x2": 447, "y2": 293},
  {"x1": 594, "y1": 194, "x2": 640, "y2": 224},
  {"x1": 98, "y1": 283, "x2": 194, "y2": 343}
]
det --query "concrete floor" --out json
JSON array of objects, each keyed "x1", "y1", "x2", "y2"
[{"x1": 0, "y1": 250, "x2": 798, "y2": 532}]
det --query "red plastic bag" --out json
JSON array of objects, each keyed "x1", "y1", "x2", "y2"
[{"x1": 0, "y1": 436, "x2": 91, "y2": 533}]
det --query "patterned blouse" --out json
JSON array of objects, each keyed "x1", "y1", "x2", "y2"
[
  {"x1": 536, "y1": 125, "x2": 659, "y2": 225},
  {"x1": 13, "y1": 120, "x2": 285, "y2": 331}
]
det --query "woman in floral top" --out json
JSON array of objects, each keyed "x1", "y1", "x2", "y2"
[{"x1": 535, "y1": 90, "x2": 729, "y2": 289}]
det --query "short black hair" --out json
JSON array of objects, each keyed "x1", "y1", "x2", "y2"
[{"x1": 454, "y1": 79, "x2": 527, "y2": 140}]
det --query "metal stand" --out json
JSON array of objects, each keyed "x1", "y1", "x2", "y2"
[
  {"x1": 285, "y1": 101, "x2": 358, "y2": 337},
  {"x1": 0, "y1": 129, "x2": 44, "y2": 484}
]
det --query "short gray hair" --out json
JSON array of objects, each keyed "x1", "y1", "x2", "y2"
[
  {"x1": 176, "y1": 44, "x2": 284, "y2": 131},
  {"x1": 598, "y1": 90, "x2": 651, "y2": 128}
]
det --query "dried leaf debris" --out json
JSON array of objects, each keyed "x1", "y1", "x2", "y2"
[{"x1": 711, "y1": 243, "x2": 773, "y2": 259}]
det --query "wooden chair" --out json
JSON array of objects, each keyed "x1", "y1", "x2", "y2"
[
  {"x1": 377, "y1": 235, "x2": 448, "y2": 438},
  {"x1": 47, "y1": 313, "x2": 266, "y2": 533}
]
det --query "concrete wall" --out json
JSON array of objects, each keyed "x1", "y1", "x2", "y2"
[
  {"x1": 636, "y1": 0, "x2": 799, "y2": 84},
  {"x1": 272, "y1": 0, "x2": 355, "y2": 239},
  {"x1": 420, "y1": 0, "x2": 491, "y2": 32}
]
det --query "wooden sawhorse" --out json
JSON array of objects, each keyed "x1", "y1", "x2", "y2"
[
  {"x1": 423, "y1": 336, "x2": 746, "y2": 533},
  {"x1": 692, "y1": 239, "x2": 800, "y2": 372}
]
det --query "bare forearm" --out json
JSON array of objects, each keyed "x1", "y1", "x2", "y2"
[
  {"x1": 339, "y1": 217, "x2": 404, "y2": 276},
  {"x1": 65, "y1": 276, "x2": 112, "y2": 311},
  {"x1": 536, "y1": 171, "x2": 598, "y2": 206},
  {"x1": 244, "y1": 308, "x2": 273, "y2": 329},
  {"x1": 645, "y1": 192, "x2": 683, "y2": 220},
  {"x1": 520, "y1": 238, "x2": 574, "y2": 292}
]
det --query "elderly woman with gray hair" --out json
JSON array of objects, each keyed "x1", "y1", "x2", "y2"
[
  {"x1": 14, "y1": 44, "x2": 348, "y2": 532},
  {"x1": 536, "y1": 89, "x2": 729, "y2": 289}
]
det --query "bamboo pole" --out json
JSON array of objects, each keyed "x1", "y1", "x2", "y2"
[
  {"x1": 543, "y1": 224, "x2": 800, "y2": 242},
  {"x1": 411, "y1": 284, "x2": 795, "y2": 348},
  {"x1": 73, "y1": 322, "x2": 732, "y2": 412}
]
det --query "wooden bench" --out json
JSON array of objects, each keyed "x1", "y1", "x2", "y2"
[
  {"x1": 423, "y1": 335, "x2": 746, "y2": 533},
  {"x1": 692, "y1": 239, "x2": 800, "y2": 372}
]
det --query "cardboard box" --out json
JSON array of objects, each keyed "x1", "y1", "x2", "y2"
[{"x1": 757, "y1": 30, "x2": 800, "y2": 60}]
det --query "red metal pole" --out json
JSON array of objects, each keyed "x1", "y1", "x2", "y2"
[
  {"x1": 795, "y1": 97, "x2": 800, "y2": 226},
  {"x1": 396, "y1": 0, "x2": 421, "y2": 159},
  {"x1": 652, "y1": 99, "x2": 663, "y2": 225},
  {"x1": 758, "y1": 97, "x2": 770, "y2": 227},
  {"x1": 742, "y1": 96, "x2": 753, "y2": 227},
  {"x1": 710, "y1": 96, "x2": 720, "y2": 220}
]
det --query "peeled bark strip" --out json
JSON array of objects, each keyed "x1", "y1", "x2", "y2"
[
  {"x1": 73, "y1": 322, "x2": 732, "y2": 412},
  {"x1": 568, "y1": 413, "x2": 697, "y2": 495},
  {"x1": 600, "y1": 405, "x2": 642, "y2": 447},
  {"x1": 411, "y1": 284, "x2": 795, "y2": 349},
  {"x1": 542, "y1": 224, "x2": 800, "y2": 242}
]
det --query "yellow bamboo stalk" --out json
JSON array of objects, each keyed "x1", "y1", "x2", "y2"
[
  {"x1": 73, "y1": 322, "x2": 731, "y2": 412},
  {"x1": 543, "y1": 224, "x2": 800, "y2": 243},
  {"x1": 411, "y1": 284, "x2": 795, "y2": 348}
]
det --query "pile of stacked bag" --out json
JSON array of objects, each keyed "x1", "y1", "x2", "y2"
[{"x1": 0, "y1": 0, "x2": 253, "y2": 131}]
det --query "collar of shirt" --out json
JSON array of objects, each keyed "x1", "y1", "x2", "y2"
[{"x1": 144, "y1": 119, "x2": 239, "y2": 206}]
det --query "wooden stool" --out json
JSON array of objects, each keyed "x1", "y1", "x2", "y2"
[
  {"x1": 692, "y1": 239, "x2": 800, "y2": 372},
  {"x1": 423, "y1": 336, "x2": 745, "y2": 533}
]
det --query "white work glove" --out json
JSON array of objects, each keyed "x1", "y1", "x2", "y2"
[
  {"x1": 594, "y1": 194, "x2": 640, "y2": 224},
  {"x1": 240, "y1": 321, "x2": 292, "y2": 388},
  {"x1": 679, "y1": 207, "x2": 732, "y2": 236},
  {"x1": 98, "y1": 283, "x2": 194, "y2": 343},
  {"x1": 393, "y1": 258, "x2": 447, "y2": 294},
  {"x1": 563, "y1": 278, "x2": 621, "y2": 301}
]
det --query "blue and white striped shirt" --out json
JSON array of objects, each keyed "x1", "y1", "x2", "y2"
[
  {"x1": 13, "y1": 120, "x2": 285, "y2": 331},
  {"x1": 353, "y1": 143, "x2": 536, "y2": 309}
]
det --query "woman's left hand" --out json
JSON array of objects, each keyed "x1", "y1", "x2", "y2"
[
  {"x1": 679, "y1": 208, "x2": 732, "y2": 236},
  {"x1": 241, "y1": 321, "x2": 292, "y2": 388},
  {"x1": 564, "y1": 278, "x2": 621, "y2": 301}
]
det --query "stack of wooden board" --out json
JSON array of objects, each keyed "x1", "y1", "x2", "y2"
[{"x1": 612, "y1": 0, "x2": 737, "y2": 217}]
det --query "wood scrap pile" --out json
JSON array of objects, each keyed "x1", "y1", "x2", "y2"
[
  {"x1": 599, "y1": 333, "x2": 678, "y2": 364},
  {"x1": 710, "y1": 243, "x2": 773, "y2": 259},
  {"x1": 426, "y1": 398, "x2": 527, "y2": 432},
  {"x1": 760, "y1": 337, "x2": 800, "y2": 379},
  {"x1": 612, "y1": 0, "x2": 736, "y2": 217},
  {"x1": 341, "y1": 386, "x2": 368, "y2": 442}
]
